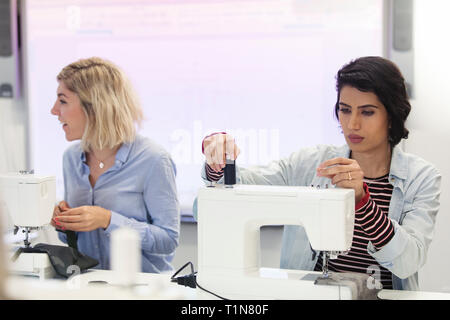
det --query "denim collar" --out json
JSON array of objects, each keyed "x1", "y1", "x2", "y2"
[{"x1": 389, "y1": 145, "x2": 408, "y2": 180}]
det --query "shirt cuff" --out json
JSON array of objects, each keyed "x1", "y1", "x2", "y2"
[
  {"x1": 104, "y1": 210, "x2": 129, "y2": 235},
  {"x1": 201, "y1": 162, "x2": 224, "y2": 184},
  {"x1": 205, "y1": 162, "x2": 224, "y2": 181},
  {"x1": 367, "y1": 220, "x2": 407, "y2": 270},
  {"x1": 355, "y1": 182, "x2": 370, "y2": 211}
]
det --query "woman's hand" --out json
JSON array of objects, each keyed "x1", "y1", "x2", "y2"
[
  {"x1": 202, "y1": 133, "x2": 240, "y2": 172},
  {"x1": 316, "y1": 157, "x2": 366, "y2": 204},
  {"x1": 53, "y1": 205, "x2": 112, "y2": 232},
  {"x1": 51, "y1": 200, "x2": 71, "y2": 230}
]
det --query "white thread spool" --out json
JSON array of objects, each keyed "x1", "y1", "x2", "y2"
[{"x1": 111, "y1": 227, "x2": 141, "y2": 286}]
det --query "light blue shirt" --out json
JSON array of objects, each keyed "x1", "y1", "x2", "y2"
[
  {"x1": 196, "y1": 144, "x2": 441, "y2": 290},
  {"x1": 58, "y1": 134, "x2": 180, "y2": 273}
]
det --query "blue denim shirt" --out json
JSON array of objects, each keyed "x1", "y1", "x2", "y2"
[
  {"x1": 58, "y1": 134, "x2": 180, "y2": 273},
  {"x1": 197, "y1": 144, "x2": 441, "y2": 290}
]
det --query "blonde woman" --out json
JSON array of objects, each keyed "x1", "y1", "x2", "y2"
[{"x1": 50, "y1": 57, "x2": 179, "y2": 273}]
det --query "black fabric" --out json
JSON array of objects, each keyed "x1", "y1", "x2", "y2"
[
  {"x1": 25, "y1": 243, "x2": 98, "y2": 278},
  {"x1": 64, "y1": 230, "x2": 78, "y2": 250},
  {"x1": 55, "y1": 228, "x2": 78, "y2": 250}
]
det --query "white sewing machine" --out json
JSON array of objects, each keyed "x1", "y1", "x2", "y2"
[
  {"x1": 0, "y1": 171, "x2": 56, "y2": 279},
  {"x1": 196, "y1": 183, "x2": 377, "y2": 300}
]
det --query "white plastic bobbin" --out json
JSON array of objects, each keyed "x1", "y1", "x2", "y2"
[{"x1": 110, "y1": 227, "x2": 141, "y2": 287}]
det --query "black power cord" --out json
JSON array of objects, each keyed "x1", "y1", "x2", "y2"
[
  {"x1": 170, "y1": 261, "x2": 229, "y2": 300},
  {"x1": 170, "y1": 261, "x2": 196, "y2": 288}
]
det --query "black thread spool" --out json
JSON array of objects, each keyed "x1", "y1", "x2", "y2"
[{"x1": 224, "y1": 158, "x2": 236, "y2": 187}]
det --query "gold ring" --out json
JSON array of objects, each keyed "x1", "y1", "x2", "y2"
[{"x1": 348, "y1": 172, "x2": 352, "y2": 181}]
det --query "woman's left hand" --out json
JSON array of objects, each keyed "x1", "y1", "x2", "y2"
[
  {"x1": 54, "y1": 205, "x2": 112, "y2": 232},
  {"x1": 316, "y1": 157, "x2": 366, "y2": 204}
]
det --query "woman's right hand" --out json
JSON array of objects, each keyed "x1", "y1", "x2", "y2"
[
  {"x1": 202, "y1": 133, "x2": 240, "y2": 172},
  {"x1": 51, "y1": 200, "x2": 71, "y2": 229}
]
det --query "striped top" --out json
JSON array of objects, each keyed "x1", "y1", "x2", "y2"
[
  {"x1": 314, "y1": 174, "x2": 395, "y2": 289},
  {"x1": 205, "y1": 163, "x2": 395, "y2": 289},
  {"x1": 205, "y1": 162, "x2": 227, "y2": 182}
]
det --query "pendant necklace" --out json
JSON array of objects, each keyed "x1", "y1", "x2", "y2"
[{"x1": 90, "y1": 152, "x2": 113, "y2": 169}]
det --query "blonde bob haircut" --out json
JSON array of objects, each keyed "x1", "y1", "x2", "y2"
[{"x1": 57, "y1": 57, "x2": 143, "y2": 151}]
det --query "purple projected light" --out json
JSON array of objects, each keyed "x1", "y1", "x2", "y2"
[{"x1": 24, "y1": 0, "x2": 383, "y2": 214}]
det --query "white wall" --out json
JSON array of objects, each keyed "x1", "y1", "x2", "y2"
[
  {"x1": 0, "y1": 98, "x2": 27, "y2": 230},
  {"x1": 407, "y1": 0, "x2": 450, "y2": 293},
  {"x1": 0, "y1": 99, "x2": 26, "y2": 174}
]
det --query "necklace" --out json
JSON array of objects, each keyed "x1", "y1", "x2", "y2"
[{"x1": 90, "y1": 151, "x2": 115, "y2": 169}]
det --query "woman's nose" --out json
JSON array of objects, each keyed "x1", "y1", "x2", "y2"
[
  {"x1": 348, "y1": 114, "x2": 361, "y2": 130},
  {"x1": 50, "y1": 103, "x2": 59, "y2": 116}
]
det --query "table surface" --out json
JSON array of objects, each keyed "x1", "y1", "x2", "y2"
[
  {"x1": 4, "y1": 269, "x2": 450, "y2": 300},
  {"x1": 4, "y1": 269, "x2": 196, "y2": 300}
]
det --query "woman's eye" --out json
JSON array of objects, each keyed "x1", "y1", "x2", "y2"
[
  {"x1": 59, "y1": 100, "x2": 67, "y2": 104},
  {"x1": 339, "y1": 108, "x2": 351, "y2": 114},
  {"x1": 362, "y1": 110, "x2": 374, "y2": 116}
]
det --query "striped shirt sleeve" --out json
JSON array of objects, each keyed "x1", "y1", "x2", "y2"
[
  {"x1": 202, "y1": 132, "x2": 227, "y2": 182},
  {"x1": 205, "y1": 162, "x2": 224, "y2": 182},
  {"x1": 355, "y1": 187, "x2": 395, "y2": 250}
]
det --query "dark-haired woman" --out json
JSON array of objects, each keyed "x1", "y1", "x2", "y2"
[{"x1": 199, "y1": 56, "x2": 441, "y2": 291}]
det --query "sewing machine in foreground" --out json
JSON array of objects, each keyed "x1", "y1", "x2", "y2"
[
  {"x1": 0, "y1": 171, "x2": 56, "y2": 279},
  {"x1": 197, "y1": 183, "x2": 381, "y2": 300}
]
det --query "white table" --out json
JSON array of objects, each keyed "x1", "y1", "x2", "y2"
[
  {"x1": 4, "y1": 269, "x2": 196, "y2": 300},
  {"x1": 4, "y1": 269, "x2": 450, "y2": 300}
]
